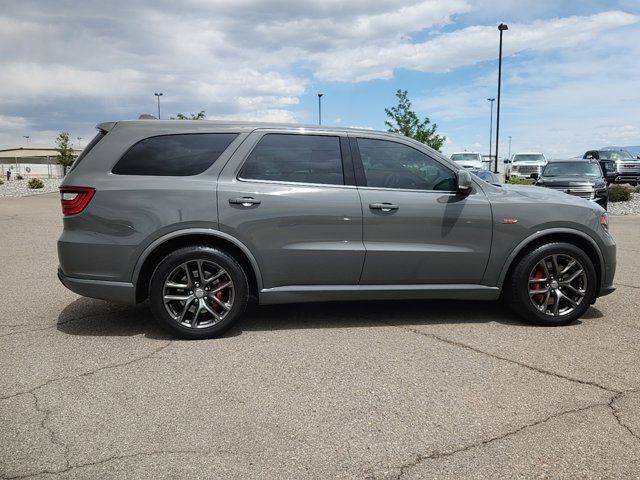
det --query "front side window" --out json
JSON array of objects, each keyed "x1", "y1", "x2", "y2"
[
  {"x1": 239, "y1": 134, "x2": 344, "y2": 185},
  {"x1": 112, "y1": 133, "x2": 238, "y2": 176},
  {"x1": 357, "y1": 138, "x2": 455, "y2": 191}
]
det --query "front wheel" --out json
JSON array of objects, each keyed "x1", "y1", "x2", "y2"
[
  {"x1": 505, "y1": 242, "x2": 597, "y2": 326},
  {"x1": 149, "y1": 246, "x2": 249, "y2": 339}
]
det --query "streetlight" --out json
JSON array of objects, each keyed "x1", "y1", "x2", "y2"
[
  {"x1": 487, "y1": 98, "x2": 495, "y2": 162},
  {"x1": 494, "y1": 23, "x2": 508, "y2": 173},
  {"x1": 508, "y1": 135, "x2": 512, "y2": 160},
  {"x1": 23, "y1": 135, "x2": 30, "y2": 146},
  {"x1": 154, "y1": 92, "x2": 163, "y2": 119},
  {"x1": 77, "y1": 137, "x2": 84, "y2": 149},
  {"x1": 317, "y1": 93, "x2": 323, "y2": 125}
]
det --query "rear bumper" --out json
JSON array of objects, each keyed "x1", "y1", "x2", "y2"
[{"x1": 57, "y1": 268, "x2": 137, "y2": 304}]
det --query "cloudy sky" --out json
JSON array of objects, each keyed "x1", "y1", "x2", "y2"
[{"x1": 1, "y1": 0, "x2": 639, "y2": 157}]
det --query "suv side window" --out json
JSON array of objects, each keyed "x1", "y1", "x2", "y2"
[
  {"x1": 112, "y1": 133, "x2": 238, "y2": 176},
  {"x1": 356, "y1": 138, "x2": 455, "y2": 191},
  {"x1": 239, "y1": 134, "x2": 344, "y2": 185}
]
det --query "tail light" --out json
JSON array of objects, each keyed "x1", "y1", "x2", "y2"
[{"x1": 60, "y1": 187, "x2": 95, "y2": 216}]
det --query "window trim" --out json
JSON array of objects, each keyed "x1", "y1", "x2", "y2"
[
  {"x1": 236, "y1": 132, "x2": 355, "y2": 188},
  {"x1": 350, "y1": 135, "x2": 459, "y2": 193},
  {"x1": 111, "y1": 132, "x2": 239, "y2": 177}
]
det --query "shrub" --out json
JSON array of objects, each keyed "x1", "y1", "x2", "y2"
[
  {"x1": 608, "y1": 184, "x2": 631, "y2": 202},
  {"x1": 506, "y1": 177, "x2": 534, "y2": 185},
  {"x1": 27, "y1": 178, "x2": 45, "y2": 189},
  {"x1": 634, "y1": 185, "x2": 640, "y2": 193},
  {"x1": 0, "y1": 179, "x2": 3, "y2": 186}
]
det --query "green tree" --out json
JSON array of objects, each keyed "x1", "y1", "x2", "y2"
[
  {"x1": 171, "y1": 111, "x2": 206, "y2": 120},
  {"x1": 56, "y1": 132, "x2": 76, "y2": 175},
  {"x1": 385, "y1": 89, "x2": 446, "y2": 151}
]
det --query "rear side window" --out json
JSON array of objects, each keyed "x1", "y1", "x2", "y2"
[
  {"x1": 239, "y1": 134, "x2": 344, "y2": 185},
  {"x1": 68, "y1": 131, "x2": 106, "y2": 173},
  {"x1": 112, "y1": 133, "x2": 238, "y2": 176}
]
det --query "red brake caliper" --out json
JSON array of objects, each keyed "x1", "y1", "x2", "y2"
[
  {"x1": 531, "y1": 267, "x2": 545, "y2": 304},
  {"x1": 211, "y1": 288, "x2": 226, "y2": 313}
]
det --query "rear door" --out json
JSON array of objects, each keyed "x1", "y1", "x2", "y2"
[
  {"x1": 352, "y1": 135, "x2": 492, "y2": 285},
  {"x1": 217, "y1": 130, "x2": 365, "y2": 288}
]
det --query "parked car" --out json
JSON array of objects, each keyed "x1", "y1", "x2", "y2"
[
  {"x1": 583, "y1": 149, "x2": 640, "y2": 186},
  {"x1": 58, "y1": 121, "x2": 616, "y2": 339},
  {"x1": 533, "y1": 159, "x2": 608, "y2": 209},
  {"x1": 469, "y1": 169, "x2": 501, "y2": 186},
  {"x1": 450, "y1": 152, "x2": 483, "y2": 169},
  {"x1": 505, "y1": 152, "x2": 547, "y2": 181}
]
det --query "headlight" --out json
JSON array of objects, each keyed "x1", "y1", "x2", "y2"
[{"x1": 512, "y1": 165, "x2": 518, "y2": 170}]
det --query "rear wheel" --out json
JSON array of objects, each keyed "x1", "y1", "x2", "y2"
[
  {"x1": 505, "y1": 242, "x2": 597, "y2": 326},
  {"x1": 149, "y1": 246, "x2": 249, "y2": 339}
]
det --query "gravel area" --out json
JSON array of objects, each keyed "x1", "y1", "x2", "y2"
[
  {"x1": 0, "y1": 178, "x2": 62, "y2": 197},
  {"x1": 609, "y1": 192, "x2": 640, "y2": 216}
]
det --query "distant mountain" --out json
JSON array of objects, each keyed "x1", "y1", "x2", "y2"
[{"x1": 602, "y1": 146, "x2": 640, "y2": 157}]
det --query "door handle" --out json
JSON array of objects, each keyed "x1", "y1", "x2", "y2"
[
  {"x1": 369, "y1": 202, "x2": 398, "y2": 212},
  {"x1": 229, "y1": 197, "x2": 261, "y2": 207}
]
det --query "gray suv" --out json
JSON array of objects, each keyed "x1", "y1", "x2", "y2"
[{"x1": 58, "y1": 121, "x2": 616, "y2": 339}]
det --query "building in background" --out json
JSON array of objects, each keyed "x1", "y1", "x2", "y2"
[{"x1": 0, "y1": 147, "x2": 80, "y2": 179}]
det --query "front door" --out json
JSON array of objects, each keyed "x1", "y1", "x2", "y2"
[
  {"x1": 352, "y1": 136, "x2": 492, "y2": 285},
  {"x1": 217, "y1": 131, "x2": 365, "y2": 289}
]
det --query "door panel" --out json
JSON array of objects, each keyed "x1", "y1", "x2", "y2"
[
  {"x1": 358, "y1": 188, "x2": 492, "y2": 284},
  {"x1": 353, "y1": 135, "x2": 492, "y2": 285},
  {"x1": 217, "y1": 132, "x2": 365, "y2": 288}
]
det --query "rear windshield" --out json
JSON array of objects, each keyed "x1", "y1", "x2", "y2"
[
  {"x1": 113, "y1": 133, "x2": 238, "y2": 176},
  {"x1": 513, "y1": 154, "x2": 545, "y2": 162},
  {"x1": 68, "y1": 131, "x2": 106, "y2": 173},
  {"x1": 451, "y1": 153, "x2": 480, "y2": 161}
]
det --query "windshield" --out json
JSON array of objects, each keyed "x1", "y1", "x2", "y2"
[
  {"x1": 451, "y1": 153, "x2": 480, "y2": 161},
  {"x1": 513, "y1": 154, "x2": 545, "y2": 162},
  {"x1": 542, "y1": 162, "x2": 602, "y2": 177},
  {"x1": 599, "y1": 150, "x2": 634, "y2": 160}
]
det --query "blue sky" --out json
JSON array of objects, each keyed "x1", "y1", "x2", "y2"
[{"x1": 1, "y1": 0, "x2": 639, "y2": 157}]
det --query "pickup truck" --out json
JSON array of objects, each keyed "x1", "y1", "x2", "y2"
[{"x1": 583, "y1": 149, "x2": 640, "y2": 186}]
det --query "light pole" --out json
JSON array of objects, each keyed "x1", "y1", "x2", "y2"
[
  {"x1": 487, "y1": 98, "x2": 495, "y2": 162},
  {"x1": 23, "y1": 135, "x2": 30, "y2": 146},
  {"x1": 77, "y1": 137, "x2": 83, "y2": 149},
  {"x1": 508, "y1": 135, "x2": 512, "y2": 160},
  {"x1": 154, "y1": 92, "x2": 163, "y2": 119},
  {"x1": 494, "y1": 23, "x2": 508, "y2": 173},
  {"x1": 317, "y1": 93, "x2": 323, "y2": 125}
]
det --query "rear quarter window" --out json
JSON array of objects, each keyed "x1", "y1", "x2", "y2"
[{"x1": 112, "y1": 133, "x2": 238, "y2": 176}]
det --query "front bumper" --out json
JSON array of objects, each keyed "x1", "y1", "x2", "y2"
[{"x1": 58, "y1": 268, "x2": 137, "y2": 304}]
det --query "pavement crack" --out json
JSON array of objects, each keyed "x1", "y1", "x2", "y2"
[
  {"x1": 0, "y1": 340, "x2": 172, "y2": 401},
  {"x1": 2, "y1": 449, "x2": 206, "y2": 479},
  {"x1": 609, "y1": 389, "x2": 640, "y2": 442},
  {"x1": 384, "y1": 322, "x2": 617, "y2": 394},
  {"x1": 393, "y1": 402, "x2": 606, "y2": 479},
  {"x1": 29, "y1": 391, "x2": 70, "y2": 471},
  {"x1": 614, "y1": 282, "x2": 640, "y2": 290}
]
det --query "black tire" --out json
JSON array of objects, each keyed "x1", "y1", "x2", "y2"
[
  {"x1": 505, "y1": 242, "x2": 597, "y2": 326},
  {"x1": 149, "y1": 246, "x2": 249, "y2": 339}
]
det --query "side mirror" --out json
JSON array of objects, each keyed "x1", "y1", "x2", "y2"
[
  {"x1": 457, "y1": 169, "x2": 473, "y2": 194},
  {"x1": 530, "y1": 172, "x2": 539, "y2": 180},
  {"x1": 637, "y1": 155, "x2": 640, "y2": 160},
  {"x1": 504, "y1": 159, "x2": 510, "y2": 164}
]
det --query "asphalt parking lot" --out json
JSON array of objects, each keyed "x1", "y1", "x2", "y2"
[{"x1": 1, "y1": 193, "x2": 640, "y2": 479}]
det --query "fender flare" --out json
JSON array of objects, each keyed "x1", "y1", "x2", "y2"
[
  {"x1": 496, "y1": 227, "x2": 604, "y2": 288},
  {"x1": 131, "y1": 228, "x2": 264, "y2": 291}
]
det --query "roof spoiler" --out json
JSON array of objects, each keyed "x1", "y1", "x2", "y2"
[{"x1": 96, "y1": 121, "x2": 117, "y2": 133}]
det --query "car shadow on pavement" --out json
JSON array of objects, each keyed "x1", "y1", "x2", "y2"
[
  {"x1": 57, "y1": 297, "x2": 173, "y2": 339},
  {"x1": 57, "y1": 296, "x2": 604, "y2": 338}
]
